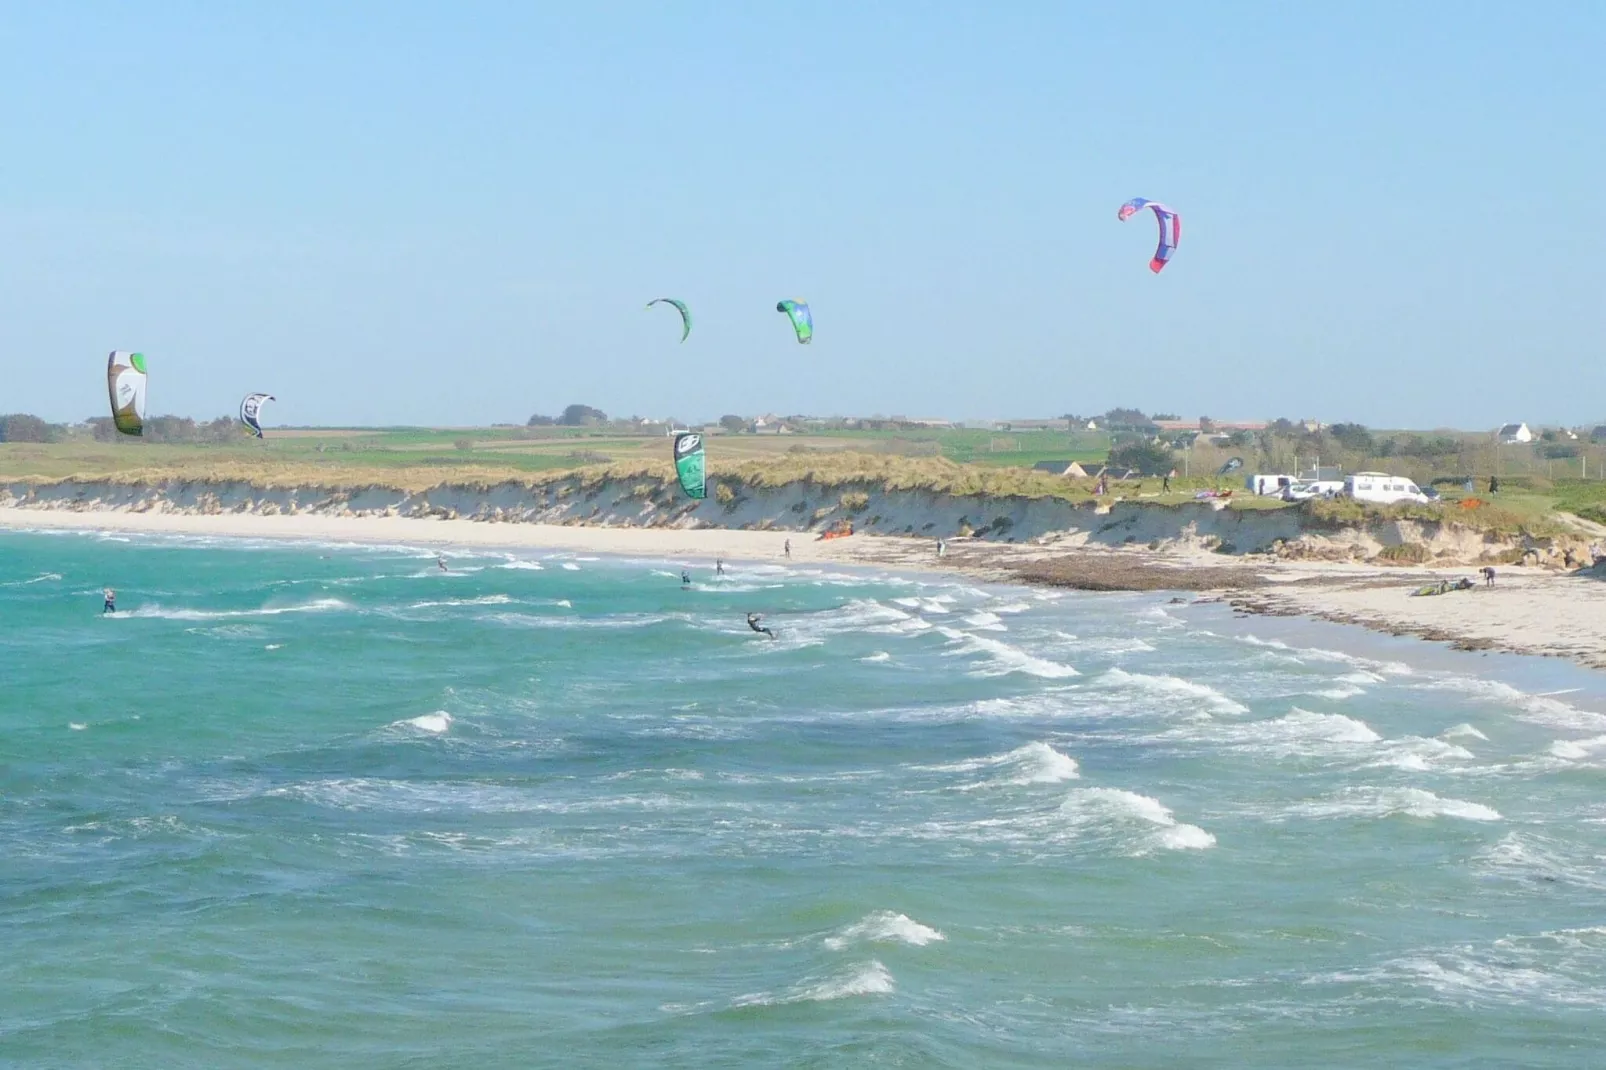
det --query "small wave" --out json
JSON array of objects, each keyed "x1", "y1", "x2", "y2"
[
  {"x1": 992, "y1": 602, "x2": 1032, "y2": 614},
  {"x1": 555, "y1": 599, "x2": 572, "y2": 608},
  {"x1": 119, "y1": 597, "x2": 352, "y2": 621},
  {"x1": 787, "y1": 962, "x2": 896, "y2": 1004},
  {"x1": 1415, "y1": 678, "x2": 1606, "y2": 732},
  {"x1": 69, "y1": 722, "x2": 87, "y2": 731},
  {"x1": 1311, "y1": 686, "x2": 1366, "y2": 701},
  {"x1": 497, "y1": 560, "x2": 544, "y2": 571},
  {"x1": 963, "y1": 611, "x2": 1007, "y2": 631},
  {"x1": 1058, "y1": 787, "x2": 1216, "y2": 852},
  {"x1": 1443, "y1": 723, "x2": 1489, "y2": 742},
  {"x1": 938, "y1": 628, "x2": 1079, "y2": 679},
  {"x1": 407, "y1": 594, "x2": 513, "y2": 610},
  {"x1": 949, "y1": 742, "x2": 1081, "y2": 787},
  {"x1": 1097, "y1": 668, "x2": 1247, "y2": 715},
  {"x1": 860, "y1": 651, "x2": 891, "y2": 662},
  {"x1": 0, "y1": 571, "x2": 62, "y2": 587},
  {"x1": 404, "y1": 712, "x2": 453, "y2": 735},
  {"x1": 823, "y1": 912, "x2": 944, "y2": 951},
  {"x1": 264, "y1": 643, "x2": 283, "y2": 651},
  {"x1": 561, "y1": 563, "x2": 581, "y2": 571},
  {"x1": 1290, "y1": 787, "x2": 1501, "y2": 823},
  {"x1": 1550, "y1": 735, "x2": 1606, "y2": 761}
]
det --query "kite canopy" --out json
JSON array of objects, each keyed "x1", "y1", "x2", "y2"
[
  {"x1": 1117, "y1": 197, "x2": 1180, "y2": 273},
  {"x1": 647, "y1": 298, "x2": 691, "y2": 343},
  {"x1": 673, "y1": 432, "x2": 707, "y2": 500},
  {"x1": 106, "y1": 351, "x2": 148, "y2": 436},
  {"x1": 1218, "y1": 456, "x2": 1244, "y2": 476},
  {"x1": 240, "y1": 392, "x2": 276, "y2": 438},
  {"x1": 776, "y1": 299, "x2": 813, "y2": 344}
]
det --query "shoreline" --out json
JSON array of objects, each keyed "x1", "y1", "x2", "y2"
[{"x1": 4, "y1": 505, "x2": 1606, "y2": 673}]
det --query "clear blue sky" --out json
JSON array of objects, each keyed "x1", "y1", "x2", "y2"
[{"x1": 2, "y1": 2, "x2": 1600, "y2": 429}]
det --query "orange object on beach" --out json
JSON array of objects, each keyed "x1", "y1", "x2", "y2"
[{"x1": 1459, "y1": 498, "x2": 1485, "y2": 509}]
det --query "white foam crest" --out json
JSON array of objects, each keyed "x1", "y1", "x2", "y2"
[
  {"x1": 1549, "y1": 735, "x2": 1606, "y2": 762},
  {"x1": 1097, "y1": 668, "x2": 1247, "y2": 715},
  {"x1": 1415, "y1": 677, "x2": 1606, "y2": 732},
  {"x1": 406, "y1": 594, "x2": 513, "y2": 610},
  {"x1": 1058, "y1": 788, "x2": 1216, "y2": 852},
  {"x1": 860, "y1": 651, "x2": 891, "y2": 663},
  {"x1": 1318, "y1": 948, "x2": 1606, "y2": 1009},
  {"x1": 991, "y1": 602, "x2": 1033, "y2": 614},
  {"x1": 733, "y1": 962, "x2": 896, "y2": 1007},
  {"x1": 1236, "y1": 634, "x2": 1412, "y2": 675},
  {"x1": 1376, "y1": 737, "x2": 1476, "y2": 771},
  {"x1": 937, "y1": 628, "x2": 1079, "y2": 679},
  {"x1": 1473, "y1": 833, "x2": 1605, "y2": 889},
  {"x1": 264, "y1": 643, "x2": 283, "y2": 651},
  {"x1": 823, "y1": 912, "x2": 945, "y2": 951},
  {"x1": 963, "y1": 611, "x2": 1007, "y2": 631},
  {"x1": 1311, "y1": 686, "x2": 1366, "y2": 701},
  {"x1": 929, "y1": 742, "x2": 1081, "y2": 787},
  {"x1": 403, "y1": 712, "x2": 453, "y2": 734},
  {"x1": 555, "y1": 599, "x2": 572, "y2": 608},
  {"x1": 1290, "y1": 787, "x2": 1501, "y2": 823},
  {"x1": 1443, "y1": 723, "x2": 1489, "y2": 742},
  {"x1": 561, "y1": 562, "x2": 581, "y2": 571},
  {"x1": 0, "y1": 571, "x2": 62, "y2": 587},
  {"x1": 69, "y1": 722, "x2": 87, "y2": 731},
  {"x1": 118, "y1": 597, "x2": 352, "y2": 621},
  {"x1": 497, "y1": 560, "x2": 544, "y2": 570},
  {"x1": 1336, "y1": 670, "x2": 1385, "y2": 685}
]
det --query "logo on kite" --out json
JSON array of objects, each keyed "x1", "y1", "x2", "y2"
[
  {"x1": 776, "y1": 299, "x2": 813, "y2": 344},
  {"x1": 240, "y1": 393, "x2": 276, "y2": 438},
  {"x1": 1117, "y1": 198, "x2": 1180, "y2": 274},
  {"x1": 672, "y1": 432, "x2": 706, "y2": 500},
  {"x1": 106, "y1": 351, "x2": 148, "y2": 436},
  {"x1": 647, "y1": 298, "x2": 691, "y2": 343}
]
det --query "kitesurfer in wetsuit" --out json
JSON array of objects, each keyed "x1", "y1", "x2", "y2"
[
  {"x1": 102, "y1": 588, "x2": 116, "y2": 614},
  {"x1": 437, "y1": 555, "x2": 449, "y2": 572},
  {"x1": 681, "y1": 569, "x2": 691, "y2": 587},
  {"x1": 746, "y1": 612, "x2": 776, "y2": 640}
]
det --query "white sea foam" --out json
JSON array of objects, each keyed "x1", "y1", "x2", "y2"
[
  {"x1": 1415, "y1": 677, "x2": 1606, "y2": 732},
  {"x1": 264, "y1": 643, "x2": 283, "y2": 651},
  {"x1": 497, "y1": 560, "x2": 544, "y2": 570},
  {"x1": 1097, "y1": 668, "x2": 1248, "y2": 715},
  {"x1": 406, "y1": 594, "x2": 513, "y2": 610},
  {"x1": 1550, "y1": 735, "x2": 1606, "y2": 761},
  {"x1": 1289, "y1": 787, "x2": 1501, "y2": 823},
  {"x1": 69, "y1": 722, "x2": 87, "y2": 731},
  {"x1": 120, "y1": 597, "x2": 352, "y2": 621},
  {"x1": 963, "y1": 612, "x2": 1007, "y2": 631},
  {"x1": 1311, "y1": 685, "x2": 1366, "y2": 701},
  {"x1": 823, "y1": 911, "x2": 945, "y2": 950},
  {"x1": 1442, "y1": 723, "x2": 1489, "y2": 742},
  {"x1": 938, "y1": 628, "x2": 1079, "y2": 678},
  {"x1": 404, "y1": 712, "x2": 453, "y2": 734},
  {"x1": 1057, "y1": 788, "x2": 1216, "y2": 852},
  {"x1": 930, "y1": 742, "x2": 1081, "y2": 788},
  {"x1": 792, "y1": 961, "x2": 897, "y2": 1002},
  {"x1": 860, "y1": 651, "x2": 891, "y2": 662},
  {"x1": 0, "y1": 571, "x2": 62, "y2": 587},
  {"x1": 991, "y1": 602, "x2": 1033, "y2": 614},
  {"x1": 561, "y1": 562, "x2": 581, "y2": 571}
]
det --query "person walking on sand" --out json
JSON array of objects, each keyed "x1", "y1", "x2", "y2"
[
  {"x1": 937, "y1": 538, "x2": 946, "y2": 559},
  {"x1": 102, "y1": 588, "x2": 116, "y2": 614},
  {"x1": 1162, "y1": 472, "x2": 1171, "y2": 494},
  {"x1": 784, "y1": 539, "x2": 791, "y2": 559},
  {"x1": 1480, "y1": 566, "x2": 1496, "y2": 587}
]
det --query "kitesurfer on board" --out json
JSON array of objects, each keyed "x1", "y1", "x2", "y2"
[{"x1": 746, "y1": 612, "x2": 776, "y2": 640}]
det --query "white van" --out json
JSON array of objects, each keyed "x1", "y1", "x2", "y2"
[
  {"x1": 1344, "y1": 472, "x2": 1430, "y2": 505},
  {"x1": 1245, "y1": 474, "x2": 1295, "y2": 497},
  {"x1": 1282, "y1": 479, "x2": 1345, "y2": 501}
]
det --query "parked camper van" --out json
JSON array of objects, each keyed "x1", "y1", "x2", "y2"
[
  {"x1": 1344, "y1": 472, "x2": 1430, "y2": 505},
  {"x1": 1246, "y1": 474, "x2": 1295, "y2": 497}
]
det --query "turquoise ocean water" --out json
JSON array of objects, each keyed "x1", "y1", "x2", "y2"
[{"x1": 4, "y1": 529, "x2": 1606, "y2": 1067}]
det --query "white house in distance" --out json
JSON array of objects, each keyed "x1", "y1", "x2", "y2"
[{"x1": 1497, "y1": 422, "x2": 1533, "y2": 445}]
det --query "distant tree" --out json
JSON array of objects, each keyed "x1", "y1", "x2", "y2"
[
  {"x1": 1540, "y1": 428, "x2": 1559, "y2": 443},
  {"x1": 1108, "y1": 439, "x2": 1175, "y2": 475},
  {"x1": 1267, "y1": 417, "x2": 1299, "y2": 435},
  {"x1": 1151, "y1": 413, "x2": 1180, "y2": 422},
  {"x1": 527, "y1": 413, "x2": 556, "y2": 426},
  {"x1": 0, "y1": 413, "x2": 58, "y2": 443},
  {"x1": 454, "y1": 438, "x2": 474, "y2": 451},
  {"x1": 86, "y1": 416, "x2": 119, "y2": 442},
  {"x1": 1198, "y1": 416, "x2": 1215, "y2": 433},
  {"x1": 1541, "y1": 442, "x2": 1581, "y2": 459},
  {"x1": 1328, "y1": 422, "x2": 1375, "y2": 453},
  {"x1": 144, "y1": 415, "x2": 198, "y2": 442},
  {"x1": 1225, "y1": 429, "x2": 1255, "y2": 449},
  {"x1": 558, "y1": 404, "x2": 607, "y2": 427},
  {"x1": 719, "y1": 414, "x2": 746, "y2": 434},
  {"x1": 1102, "y1": 407, "x2": 1149, "y2": 428}
]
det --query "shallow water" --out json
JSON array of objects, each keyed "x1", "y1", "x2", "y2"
[{"x1": 4, "y1": 530, "x2": 1606, "y2": 1067}]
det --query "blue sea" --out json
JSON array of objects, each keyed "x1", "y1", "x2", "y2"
[{"x1": 5, "y1": 529, "x2": 1606, "y2": 1068}]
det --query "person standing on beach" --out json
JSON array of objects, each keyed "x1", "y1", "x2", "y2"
[
  {"x1": 784, "y1": 539, "x2": 791, "y2": 559},
  {"x1": 102, "y1": 588, "x2": 116, "y2": 614},
  {"x1": 1480, "y1": 566, "x2": 1496, "y2": 587},
  {"x1": 937, "y1": 538, "x2": 946, "y2": 558},
  {"x1": 1162, "y1": 473, "x2": 1171, "y2": 493}
]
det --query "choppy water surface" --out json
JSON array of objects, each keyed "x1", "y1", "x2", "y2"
[{"x1": 4, "y1": 530, "x2": 1606, "y2": 1067}]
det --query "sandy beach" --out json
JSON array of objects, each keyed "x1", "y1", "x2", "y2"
[{"x1": 5, "y1": 505, "x2": 1606, "y2": 671}]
